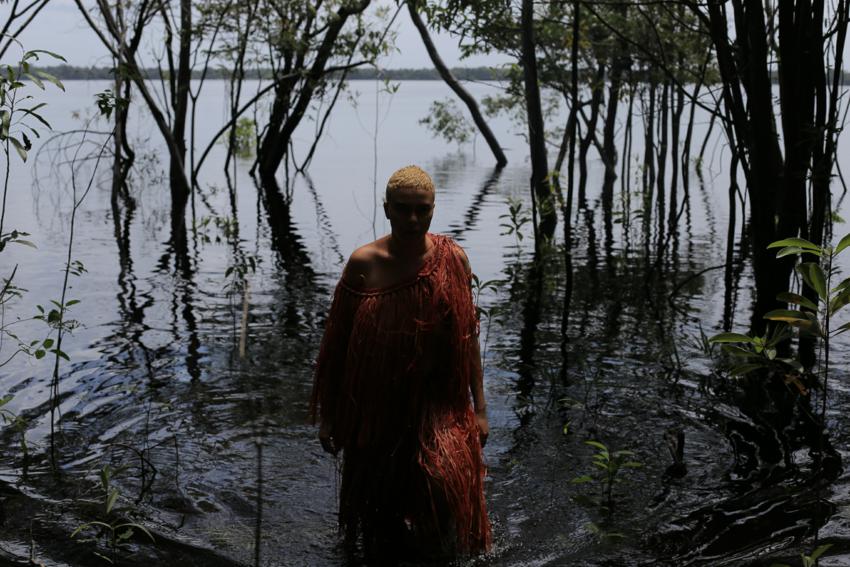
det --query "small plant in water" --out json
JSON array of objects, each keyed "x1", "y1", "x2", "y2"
[
  {"x1": 499, "y1": 197, "x2": 531, "y2": 249},
  {"x1": 710, "y1": 234, "x2": 850, "y2": 400},
  {"x1": 770, "y1": 543, "x2": 832, "y2": 567},
  {"x1": 571, "y1": 440, "x2": 642, "y2": 517},
  {"x1": 71, "y1": 464, "x2": 154, "y2": 563}
]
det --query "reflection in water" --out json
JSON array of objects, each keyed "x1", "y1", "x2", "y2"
[
  {"x1": 447, "y1": 166, "x2": 504, "y2": 241},
  {"x1": 304, "y1": 173, "x2": 344, "y2": 266},
  {"x1": 516, "y1": 252, "x2": 544, "y2": 427}
]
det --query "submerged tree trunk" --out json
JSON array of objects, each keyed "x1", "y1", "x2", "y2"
[
  {"x1": 560, "y1": 0, "x2": 580, "y2": 380},
  {"x1": 257, "y1": 0, "x2": 371, "y2": 195},
  {"x1": 408, "y1": 2, "x2": 506, "y2": 167},
  {"x1": 668, "y1": 83, "x2": 684, "y2": 236},
  {"x1": 520, "y1": 0, "x2": 556, "y2": 240},
  {"x1": 75, "y1": 0, "x2": 194, "y2": 257},
  {"x1": 601, "y1": 58, "x2": 626, "y2": 202},
  {"x1": 169, "y1": 0, "x2": 192, "y2": 257},
  {"x1": 642, "y1": 83, "x2": 656, "y2": 237},
  {"x1": 578, "y1": 63, "x2": 606, "y2": 205},
  {"x1": 656, "y1": 81, "x2": 669, "y2": 250},
  {"x1": 703, "y1": 0, "x2": 789, "y2": 333}
]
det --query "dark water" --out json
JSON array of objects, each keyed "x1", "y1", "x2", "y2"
[{"x1": 2, "y1": 80, "x2": 850, "y2": 566}]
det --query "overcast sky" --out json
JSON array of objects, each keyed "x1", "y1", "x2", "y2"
[{"x1": 12, "y1": 0, "x2": 511, "y2": 69}]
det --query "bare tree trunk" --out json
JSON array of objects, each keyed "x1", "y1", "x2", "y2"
[
  {"x1": 257, "y1": 0, "x2": 371, "y2": 194},
  {"x1": 408, "y1": 2, "x2": 506, "y2": 167},
  {"x1": 520, "y1": 0, "x2": 556, "y2": 240},
  {"x1": 656, "y1": 81, "x2": 669, "y2": 250},
  {"x1": 668, "y1": 83, "x2": 684, "y2": 236},
  {"x1": 578, "y1": 63, "x2": 606, "y2": 205},
  {"x1": 621, "y1": 83, "x2": 634, "y2": 237}
]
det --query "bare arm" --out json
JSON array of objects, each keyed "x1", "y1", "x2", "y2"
[
  {"x1": 316, "y1": 249, "x2": 372, "y2": 455},
  {"x1": 470, "y1": 334, "x2": 489, "y2": 447},
  {"x1": 459, "y1": 246, "x2": 489, "y2": 447}
]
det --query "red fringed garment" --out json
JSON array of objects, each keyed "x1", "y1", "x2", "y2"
[{"x1": 311, "y1": 233, "x2": 491, "y2": 555}]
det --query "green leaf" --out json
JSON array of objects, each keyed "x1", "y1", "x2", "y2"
[
  {"x1": 835, "y1": 233, "x2": 850, "y2": 256},
  {"x1": 26, "y1": 50, "x2": 67, "y2": 63},
  {"x1": 116, "y1": 522, "x2": 154, "y2": 542},
  {"x1": 20, "y1": 105, "x2": 51, "y2": 129},
  {"x1": 832, "y1": 276, "x2": 850, "y2": 294},
  {"x1": 764, "y1": 309, "x2": 811, "y2": 322},
  {"x1": 829, "y1": 288, "x2": 850, "y2": 315},
  {"x1": 708, "y1": 332, "x2": 756, "y2": 344},
  {"x1": 808, "y1": 543, "x2": 832, "y2": 562},
  {"x1": 106, "y1": 488, "x2": 118, "y2": 514},
  {"x1": 8, "y1": 137, "x2": 26, "y2": 162},
  {"x1": 767, "y1": 237, "x2": 821, "y2": 251},
  {"x1": 23, "y1": 72, "x2": 44, "y2": 90},
  {"x1": 729, "y1": 363, "x2": 767, "y2": 376},
  {"x1": 721, "y1": 344, "x2": 757, "y2": 358},
  {"x1": 51, "y1": 348, "x2": 69, "y2": 361},
  {"x1": 0, "y1": 109, "x2": 9, "y2": 137},
  {"x1": 42, "y1": 338, "x2": 54, "y2": 348},
  {"x1": 833, "y1": 321, "x2": 850, "y2": 336},
  {"x1": 777, "y1": 292, "x2": 818, "y2": 311},
  {"x1": 34, "y1": 349, "x2": 45, "y2": 359},
  {"x1": 797, "y1": 263, "x2": 827, "y2": 300},
  {"x1": 775, "y1": 246, "x2": 820, "y2": 258},
  {"x1": 33, "y1": 70, "x2": 64, "y2": 91},
  {"x1": 571, "y1": 475, "x2": 593, "y2": 484},
  {"x1": 585, "y1": 440, "x2": 608, "y2": 453}
]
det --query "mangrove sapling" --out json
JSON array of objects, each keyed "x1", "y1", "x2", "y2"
[
  {"x1": 47, "y1": 95, "x2": 117, "y2": 470},
  {"x1": 571, "y1": 440, "x2": 642, "y2": 520},
  {"x1": 709, "y1": 234, "x2": 850, "y2": 406},
  {"x1": 71, "y1": 464, "x2": 155, "y2": 564},
  {"x1": 499, "y1": 197, "x2": 531, "y2": 251},
  {"x1": 471, "y1": 273, "x2": 501, "y2": 365}
]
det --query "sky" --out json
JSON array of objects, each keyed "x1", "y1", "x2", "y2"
[{"x1": 12, "y1": 0, "x2": 511, "y2": 69}]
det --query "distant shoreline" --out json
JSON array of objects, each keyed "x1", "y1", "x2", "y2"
[
  {"x1": 30, "y1": 65, "x2": 510, "y2": 82},
  {"x1": 30, "y1": 64, "x2": 850, "y2": 84}
]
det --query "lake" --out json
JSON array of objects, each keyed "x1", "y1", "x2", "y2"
[{"x1": 1, "y1": 79, "x2": 850, "y2": 565}]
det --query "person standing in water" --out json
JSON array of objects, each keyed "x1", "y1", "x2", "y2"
[{"x1": 311, "y1": 165, "x2": 490, "y2": 560}]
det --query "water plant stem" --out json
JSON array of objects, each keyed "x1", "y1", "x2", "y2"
[{"x1": 50, "y1": 125, "x2": 112, "y2": 471}]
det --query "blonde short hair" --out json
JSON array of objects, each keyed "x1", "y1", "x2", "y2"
[{"x1": 386, "y1": 165, "x2": 434, "y2": 200}]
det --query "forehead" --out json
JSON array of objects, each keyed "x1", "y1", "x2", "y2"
[{"x1": 387, "y1": 186, "x2": 434, "y2": 204}]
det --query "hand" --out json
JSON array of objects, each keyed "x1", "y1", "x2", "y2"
[
  {"x1": 475, "y1": 410, "x2": 489, "y2": 448},
  {"x1": 319, "y1": 420, "x2": 338, "y2": 455}
]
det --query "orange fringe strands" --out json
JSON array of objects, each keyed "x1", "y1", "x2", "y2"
[{"x1": 311, "y1": 234, "x2": 491, "y2": 557}]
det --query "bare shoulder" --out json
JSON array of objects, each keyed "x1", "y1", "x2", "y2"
[
  {"x1": 342, "y1": 240, "x2": 383, "y2": 288},
  {"x1": 449, "y1": 239, "x2": 472, "y2": 277}
]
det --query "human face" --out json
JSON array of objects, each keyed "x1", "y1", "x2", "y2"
[{"x1": 384, "y1": 188, "x2": 435, "y2": 241}]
